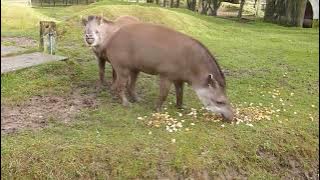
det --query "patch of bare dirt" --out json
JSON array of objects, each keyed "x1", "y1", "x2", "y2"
[
  {"x1": 256, "y1": 146, "x2": 319, "y2": 179},
  {"x1": 1, "y1": 89, "x2": 99, "y2": 134},
  {"x1": 1, "y1": 37, "x2": 38, "y2": 48}
]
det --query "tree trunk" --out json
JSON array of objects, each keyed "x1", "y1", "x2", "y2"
[
  {"x1": 170, "y1": 0, "x2": 173, "y2": 7},
  {"x1": 212, "y1": 0, "x2": 221, "y2": 16},
  {"x1": 187, "y1": 0, "x2": 196, "y2": 11},
  {"x1": 255, "y1": 0, "x2": 261, "y2": 16},
  {"x1": 264, "y1": 0, "x2": 307, "y2": 27},
  {"x1": 238, "y1": 0, "x2": 245, "y2": 18},
  {"x1": 175, "y1": 0, "x2": 180, "y2": 7},
  {"x1": 207, "y1": 0, "x2": 214, "y2": 15},
  {"x1": 156, "y1": 0, "x2": 159, "y2": 4},
  {"x1": 198, "y1": 0, "x2": 208, "y2": 14},
  {"x1": 162, "y1": 0, "x2": 167, "y2": 7}
]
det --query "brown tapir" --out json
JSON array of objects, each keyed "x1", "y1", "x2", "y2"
[
  {"x1": 82, "y1": 15, "x2": 139, "y2": 86},
  {"x1": 82, "y1": 16, "x2": 234, "y2": 121},
  {"x1": 107, "y1": 22, "x2": 234, "y2": 121}
]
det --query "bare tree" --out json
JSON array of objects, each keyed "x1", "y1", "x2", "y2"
[
  {"x1": 237, "y1": 0, "x2": 245, "y2": 18},
  {"x1": 187, "y1": 0, "x2": 197, "y2": 11},
  {"x1": 255, "y1": 0, "x2": 261, "y2": 16}
]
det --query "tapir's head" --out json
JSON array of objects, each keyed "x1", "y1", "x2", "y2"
[
  {"x1": 81, "y1": 15, "x2": 111, "y2": 47},
  {"x1": 195, "y1": 74, "x2": 234, "y2": 122}
]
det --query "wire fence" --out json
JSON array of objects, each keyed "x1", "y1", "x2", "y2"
[{"x1": 30, "y1": 0, "x2": 95, "y2": 6}]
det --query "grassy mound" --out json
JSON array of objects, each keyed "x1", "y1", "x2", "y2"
[
  {"x1": 1, "y1": 2, "x2": 57, "y2": 37},
  {"x1": 1, "y1": 1, "x2": 319, "y2": 179}
]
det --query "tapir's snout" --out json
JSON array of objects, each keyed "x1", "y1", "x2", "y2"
[
  {"x1": 205, "y1": 104, "x2": 234, "y2": 122},
  {"x1": 221, "y1": 107, "x2": 234, "y2": 122},
  {"x1": 85, "y1": 34, "x2": 96, "y2": 45}
]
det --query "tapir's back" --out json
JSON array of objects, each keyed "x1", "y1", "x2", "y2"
[{"x1": 108, "y1": 23, "x2": 209, "y2": 75}]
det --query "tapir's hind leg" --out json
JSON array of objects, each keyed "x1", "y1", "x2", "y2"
[
  {"x1": 174, "y1": 81, "x2": 184, "y2": 109},
  {"x1": 156, "y1": 76, "x2": 172, "y2": 112},
  {"x1": 127, "y1": 70, "x2": 141, "y2": 102}
]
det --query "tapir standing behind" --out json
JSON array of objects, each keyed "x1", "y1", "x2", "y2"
[
  {"x1": 83, "y1": 16, "x2": 234, "y2": 122},
  {"x1": 82, "y1": 15, "x2": 139, "y2": 86}
]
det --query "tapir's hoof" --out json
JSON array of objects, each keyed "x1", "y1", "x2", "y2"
[
  {"x1": 110, "y1": 84, "x2": 117, "y2": 92},
  {"x1": 122, "y1": 101, "x2": 132, "y2": 107},
  {"x1": 155, "y1": 106, "x2": 162, "y2": 112},
  {"x1": 132, "y1": 96, "x2": 142, "y2": 102},
  {"x1": 175, "y1": 104, "x2": 184, "y2": 109}
]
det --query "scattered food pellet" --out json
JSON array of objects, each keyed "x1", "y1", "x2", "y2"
[
  {"x1": 137, "y1": 117, "x2": 143, "y2": 120},
  {"x1": 171, "y1": 139, "x2": 176, "y2": 143},
  {"x1": 190, "y1": 123, "x2": 195, "y2": 126},
  {"x1": 311, "y1": 105, "x2": 315, "y2": 108},
  {"x1": 148, "y1": 131, "x2": 152, "y2": 135},
  {"x1": 185, "y1": 128, "x2": 190, "y2": 131},
  {"x1": 290, "y1": 93, "x2": 294, "y2": 96},
  {"x1": 246, "y1": 123, "x2": 254, "y2": 127},
  {"x1": 221, "y1": 124, "x2": 225, "y2": 127},
  {"x1": 294, "y1": 112, "x2": 297, "y2": 115}
]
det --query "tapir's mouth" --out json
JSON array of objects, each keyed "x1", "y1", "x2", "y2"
[{"x1": 85, "y1": 38, "x2": 95, "y2": 45}]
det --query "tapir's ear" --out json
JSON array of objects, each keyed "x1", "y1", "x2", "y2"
[
  {"x1": 207, "y1": 74, "x2": 217, "y2": 87},
  {"x1": 100, "y1": 18, "x2": 112, "y2": 25},
  {"x1": 81, "y1": 16, "x2": 88, "y2": 26}
]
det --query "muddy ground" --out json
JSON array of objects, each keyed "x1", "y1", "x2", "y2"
[
  {"x1": 1, "y1": 36, "x2": 38, "y2": 48},
  {"x1": 1, "y1": 89, "x2": 99, "y2": 134}
]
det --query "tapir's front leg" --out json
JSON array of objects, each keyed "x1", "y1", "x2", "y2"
[
  {"x1": 127, "y1": 70, "x2": 141, "y2": 102},
  {"x1": 156, "y1": 76, "x2": 172, "y2": 112},
  {"x1": 112, "y1": 67, "x2": 117, "y2": 86},
  {"x1": 113, "y1": 68, "x2": 130, "y2": 107},
  {"x1": 98, "y1": 59, "x2": 106, "y2": 87},
  {"x1": 174, "y1": 81, "x2": 184, "y2": 109}
]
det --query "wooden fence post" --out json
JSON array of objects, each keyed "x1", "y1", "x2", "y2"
[{"x1": 40, "y1": 21, "x2": 57, "y2": 55}]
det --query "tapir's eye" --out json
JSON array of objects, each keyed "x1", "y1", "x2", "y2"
[
  {"x1": 95, "y1": 30, "x2": 99, "y2": 34},
  {"x1": 216, "y1": 101, "x2": 225, "y2": 105}
]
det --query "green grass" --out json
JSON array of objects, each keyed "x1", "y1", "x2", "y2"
[{"x1": 1, "y1": 1, "x2": 319, "y2": 179}]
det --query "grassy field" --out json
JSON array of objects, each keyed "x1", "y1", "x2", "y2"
[{"x1": 1, "y1": 0, "x2": 319, "y2": 179}]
